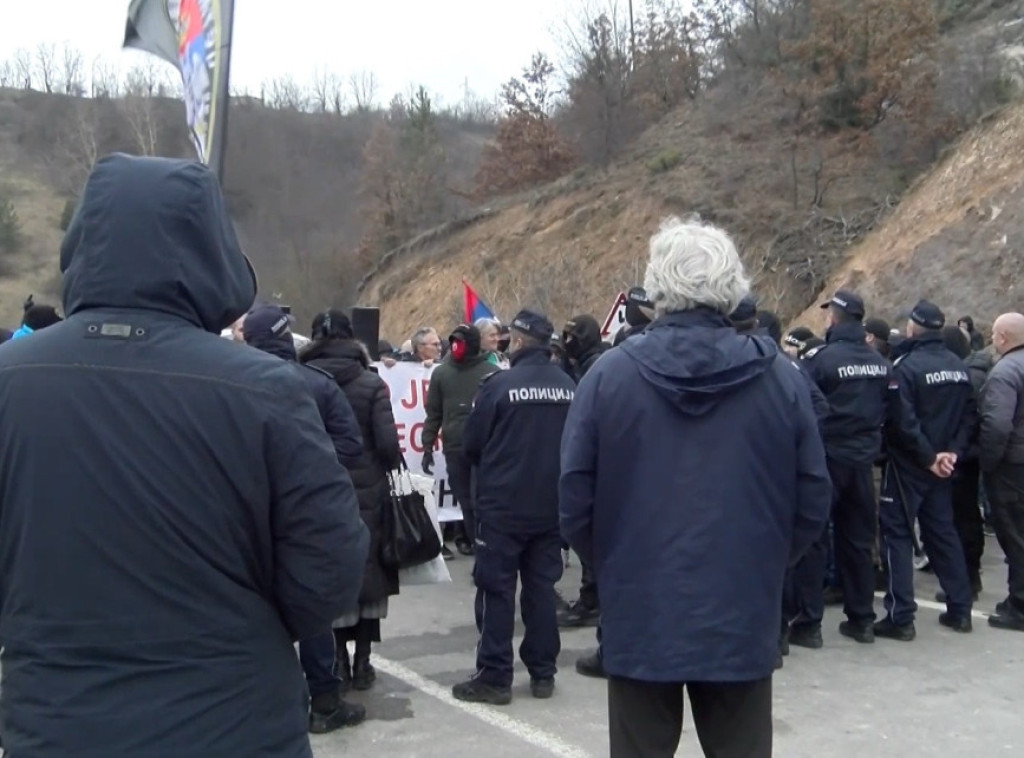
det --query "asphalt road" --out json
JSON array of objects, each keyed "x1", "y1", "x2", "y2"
[{"x1": 313, "y1": 538, "x2": 1024, "y2": 757}]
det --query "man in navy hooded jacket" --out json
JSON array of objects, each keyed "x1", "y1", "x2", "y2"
[
  {"x1": 560, "y1": 217, "x2": 831, "y2": 758},
  {"x1": 0, "y1": 155, "x2": 369, "y2": 757}
]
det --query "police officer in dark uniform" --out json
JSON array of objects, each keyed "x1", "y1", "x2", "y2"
[
  {"x1": 877, "y1": 300, "x2": 976, "y2": 639},
  {"x1": 798, "y1": 290, "x2": 892, "y2": 646},
  {"x1": 452, "y1": 310, "x2": 576, "y2": 705}
]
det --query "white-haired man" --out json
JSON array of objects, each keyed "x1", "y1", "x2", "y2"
[{"x1": 559, "y1": 217, "x2": 831, "y2": 758}]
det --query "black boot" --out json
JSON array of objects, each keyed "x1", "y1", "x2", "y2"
[
  {"x1": 352, "y1": 642, "x2": 376, "y2": 691},
  {"x1": 335, "y1": 638, "x2": 352, "y2": 693},
  {"x1": 309, "y1": 690, "x2": 365, "y2": 734}
]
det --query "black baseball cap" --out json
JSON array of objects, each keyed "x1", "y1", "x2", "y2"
[
  {"x1": 820, "y1": 289, "x2": 865, "y2": 319},
  {"x1": 511, "y1": 310, "x2": 554, "y2": 342},
  {"x1": 910, "y1": 299, "x2": 945, "y2": 330}
]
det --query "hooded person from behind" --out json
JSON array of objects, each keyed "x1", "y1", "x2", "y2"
[
  {"x1": 559, "y1": 217, "x2": 829, "y2": 756},
  {"x1": 0, "y1": 155, "x2": 369, "y2": 757},
  {"x1": 243, "y1": 304, "x2": 363, "y2": 469}
]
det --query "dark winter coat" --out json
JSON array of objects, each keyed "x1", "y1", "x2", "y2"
[
  {"x1": 886, "y1": 332, "x2": 977, "y2": 480},
  {"x1": 979, "y1": 344, "x2": 1024, "y2": 472},
  {"x1": 463, "y1": 347, "x2": 576, "y2": 533},
  {"x1": 244, "y1": 326, "x2": 363, "y2": 468},
  {"x1": 421, "y1": 352, "x2": 498, "y2": 455},
  {"x1": 0, "y1": 156, "x2": 369, "y2": 758},
  {"x1": 559, "y1": 308, "x2": 831, "y2": 683},
  {"x1": 305, "y1": 340, "x2": 402, "y2": 605}
]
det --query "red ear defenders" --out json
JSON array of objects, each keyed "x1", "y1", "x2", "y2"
[{"x1": 450, "y1": 336, "x2": 467, "y2": 362}]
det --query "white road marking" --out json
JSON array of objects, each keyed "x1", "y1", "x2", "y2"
[
  {"x1": 873, "y1": 591, "x2": 992, "y2": 619},
  {"x1": 371, "y1": 655, "x2": 592, "y2": 758}
]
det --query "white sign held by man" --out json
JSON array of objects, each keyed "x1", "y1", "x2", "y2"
[{"x1": 374, "y1": 361, "x2": 463, "y2": 522}]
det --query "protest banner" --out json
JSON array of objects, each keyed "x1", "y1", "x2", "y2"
[{"x1": 375, "y1": 362, "x2": 463, "y2": 522}]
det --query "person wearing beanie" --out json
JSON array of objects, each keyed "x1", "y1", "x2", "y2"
[
  {"x1": 798, "y1": 289, "x2": 893, "y2": 647},
  {"x1": 864, "y1": 317, "x2": 891, "y2": 359},
  {"x1": 452, "y1": 309, "x2": 576, "y2": 705},
  {"x1": 878, "y1": 299, "x2": 976, "y2": 640},
  {"x1": 11, "y1": 303, "x2": 63, "y2": 340},
  {"x1": 421, "y1": 324, "x2": 499, "y2": 556},
  {"x1": 243, "y1": 304, "x2": 367, "y2": 733},
  {"x1": 562, "y1": 314, "x2": 609, "y2": 382},
  {"x1": 302, "y1": 308, "x2": 405, "y2": 696}
]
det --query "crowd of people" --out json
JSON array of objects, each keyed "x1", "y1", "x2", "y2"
[{"x1": 0, "y1": 154, "x2": 1022, "y2": 758}]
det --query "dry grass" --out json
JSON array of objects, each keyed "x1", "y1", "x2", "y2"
[{"x1": 791, "y1": 100, "x2": 1024, "y2": 332}]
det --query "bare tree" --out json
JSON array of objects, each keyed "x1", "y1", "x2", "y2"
[
  {"x1": 35, "y1": 43, "x2": 57, "y2": 93},
  {"x1": 349, "y1": 69, "x2": 379, "y2": 112},
  {"x1": 60, "y1": 44, "x2": 85, "y2": 96},
  {"x1": 124, "y1": 61, "x2": 163, "y2": 97},
  {"x1": 90, "y1": 56, "x2": 120, "y2": 98},
  {"x1": 121, "y1": 94, "x2": 160, "y2": 156},
  {"x1": 53, "y1": 100, "x2": 101, "y2": 193},
  {"x1": 0, "y1": 60, "x2": 13, "y2": 88},
  {"x1": 265, "y1": 76, "x2": 308, "y2": 110},
  {"x1": 13, "y1": 49, "x2": 33, "y2": 89}
]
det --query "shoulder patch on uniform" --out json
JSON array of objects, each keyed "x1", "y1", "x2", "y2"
[{"x1": 803, "y1": 345, "x2": 825, "y2": 360}]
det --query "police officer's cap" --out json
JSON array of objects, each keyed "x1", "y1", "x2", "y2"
[
  {"x1": 820, "y1": 289, "x2": 865, "y2": 319},
  {"x1": 910, "y1": 299, "x2": 945, "y2": 330},
  {"x1": 511, "y1": 310, "x2": 554, "y2": 342}
]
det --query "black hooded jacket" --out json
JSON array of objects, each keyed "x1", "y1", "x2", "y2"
[
  {"x1": 0, "y1": 156, "x2": 369, "y2": 758},
  {"x1": 244, "y1": 322, "x2": 364, "y2": 469},
  {"x1": 304, "y1": 339, "x2": 402, "y2": 604}
]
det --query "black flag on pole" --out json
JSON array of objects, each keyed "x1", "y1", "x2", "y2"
[{"x1": 124, "y1": 0, "x2": 235, "y2": 178}]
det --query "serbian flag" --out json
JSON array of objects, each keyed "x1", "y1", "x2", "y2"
[{"x1": 463, "y1": 278, "x2": 496, "y2": 324}]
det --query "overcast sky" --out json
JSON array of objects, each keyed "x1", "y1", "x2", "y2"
[{"x1": 0, "y1": 0, "x2": 581, "y2": 106}]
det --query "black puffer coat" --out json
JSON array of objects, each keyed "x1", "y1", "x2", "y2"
[{"x1": 304, "y1": 340, "x2": 402, "y2": 604}]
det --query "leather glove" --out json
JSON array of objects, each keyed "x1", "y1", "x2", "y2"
[{"x1": 422, "y1": 449, "x2": 434, "y2": 475}]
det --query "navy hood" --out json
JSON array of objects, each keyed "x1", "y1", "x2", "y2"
[
  {"x1": 60, "y1": 154, "x2": 257, "y2": 333},
  {"x1": 619, "y1": 308, "x2": 778, "y2": 415}
]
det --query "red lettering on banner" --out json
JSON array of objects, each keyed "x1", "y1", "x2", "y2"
[
  {"x1": 400, "y1": 380, "x2": 418, "y2": 409},
  {"x1": 396, "y1": 422, "x2": 408, "y2": 454},
  {"x1": 409, "y1": 422, "x2": 425, "y2": 453}
]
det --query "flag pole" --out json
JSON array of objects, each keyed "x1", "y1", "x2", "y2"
[{"x1": 209, "y1": 0, "x2": 236, "y2": 181}]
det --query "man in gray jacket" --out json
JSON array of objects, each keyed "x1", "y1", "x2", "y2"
[{"x1": 979, "y1": 312, "x2": 1024, "y2": 631}]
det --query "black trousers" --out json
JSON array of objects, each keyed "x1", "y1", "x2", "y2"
[
  {"x1": 473, "y1": 524, "x2": 563, "y2": 687},
  {"x1": 445, "y1": 450, "x2": 475, "y2": 544},
  {"x1": 985, "y1": 463, "x2": 1024, "y2": 613},
  {"x1": 951, "y1": 459, "x2": 985, "y2": 581},
  {"x1": 830, "y1": 459, "x2": 878, "y2": 624},
  {"x1": 578, "y1": 557, "x2": 599, "y2": 609},
  {"x1": 608, "y1": 675, "x2": 772, "y2": 758}
]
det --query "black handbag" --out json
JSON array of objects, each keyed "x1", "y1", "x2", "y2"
[{"x1": 380, "y1": 462, "x2": 442, "y2": 569}]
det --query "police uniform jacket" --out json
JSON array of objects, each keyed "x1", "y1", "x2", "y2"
[
  {"x1": 802, "y1": 321, "x2": 892, "y2": 466},
  {"x1": 885, "y1": 332, "x2": 977, "y2": 478},
  {"x1": 463, "y1": 347, "x2": 576, "y2": 533}
]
